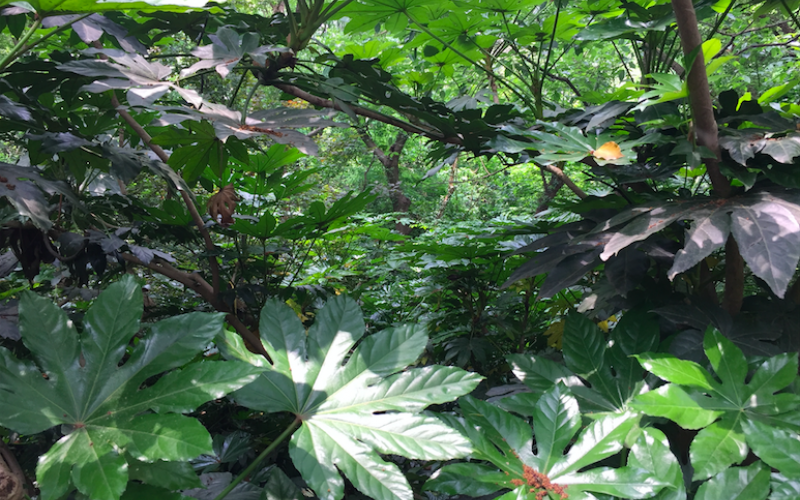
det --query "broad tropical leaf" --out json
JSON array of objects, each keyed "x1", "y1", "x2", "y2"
[
  {"x1": 218, "y1": 295, "x2": 482, "y2": 500},
  {"x1": 505, "y1": 308, "x2": 659, "y2": 413},
  {"x1": 632, "y1": 328, "x2": 800, "y2": 480},
  {"x1": 0, "y1": 276, "x2": 261, "y2": 500},
  {"x1": 425, "y1": 386, "x2": 670, "y2": 499}
]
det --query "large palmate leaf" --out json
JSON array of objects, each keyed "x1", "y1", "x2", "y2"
[
  {"x1": 218, "y1": 295, "x2": 482, "y2": 500},
  {"x1": 503, "y1": 308, "x2": 659, "y2": 415},
  {"x1": 0, "y1": 276, "x2": 261, "y2": 500},
  {"x1": 180, "y1": 26, "x2": 285, "y2": 78},
  {"x1": 597, "y1": 189, "x2": 800, "y2": 298},
  {"x1": 425, "y1": 386, "x2": 674, "y2": 500},
  {"x1": 632, "y1": 328, "x2": 800, "y2": 481}
]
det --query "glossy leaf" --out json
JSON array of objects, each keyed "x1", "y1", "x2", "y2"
[
  {"x1": 694, "y1": 462, "x2": 770, "y2": 500},
  {"x1": 628, "y1": 428, "x2": 685, "y2": 500},
  {"x1": 770, "y1": 473, "x2": 800, "y2": 500},
  {"x1": 0, "y1": 276, "x2": 261, "y2": 500},
  {"x1": 690, "y1": 418, "x2": 748, "y2": 480},
  {"x1": 426, "y1": 387, "x2": 661, "y2": 500},
  {"x1": 220, "y1": 296, "x2": 481, "y2": 500},
  {"x1": 742, "y1": 419, "x2": 800, "y2": 479},
  {"x1": 633, "y1": 353, "x2": 717, "y2": 390},
  {"x1": 423, "y1": 462, "x2": 512, "y2": 496},
  {"x1": 631, "y1": 385, "x2": 724, "y2": 429}
]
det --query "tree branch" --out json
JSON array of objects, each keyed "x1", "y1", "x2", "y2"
[
  {"x1": 121, "y1": 253, "x2": 271, "y2": 361},
  {"x1": 110, "y1": 93, "x2": 221, "y2": 297},
  {"x1": 538, "y1": 163, "x2": 587, "y2": 199}
]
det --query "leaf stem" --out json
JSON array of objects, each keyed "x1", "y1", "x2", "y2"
[
  {"x1": 212, "y1": 418, "x2": 301, "y2": 500},
  {"x1": 241, "y1": 82, "x2": 260, "y2": 124},
  {"x1": 0, "y1": 17, "x2": 42, "y2": 72}
]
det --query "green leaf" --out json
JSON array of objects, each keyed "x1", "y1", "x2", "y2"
[
  {"x1": 122, "y1": 483, "x2": 192, "y2": 500},
  {"x1": 628, "y1": 428, "x2": 684, "y2": 498},
  {"x1": 556, "y1": 466, "x2": 665, "y2": 499},
  {"x1": 704, "y1": 329, "x2": 748, "y2": 402},
  {"x1": 694, "y1": 462, "x2": 770, "y2": 500},
  {"x1": 263, "y1": 467, "x2": 304, "y2": 500},
  {"x1": 690, "y1": 418, "x2": 748, "y2": 480},
  {"x1": 747, "y1": 353, "x2": 799, "y2": 398},
  {"x1": 550, "y1": 411, "x2": 640, "y2": 477},
  {"x1": 459, "y1": 396, "x2": 535, "y2": 466},
  {"x1": 71, "y1": 451, "x2": 128, "y2": 500},
  {"x1": 631, "y1": 385, "x2": 724, "y2": 429},
  {"x1": 226, "y1": 295, "x2": 482, "y2": 500},
  {"x1": 770, "y1": 473, "x2": 800, "y2": 500},
  {"x1": 424, "y1": 463, "x2": 509, "y2": 496},
  {"x1": 128, "y1": 460, "x2": 202, "y2": 490},
  {"x1": 435, "y1": 386, "x2": 651, "y2": 499},
  {"x1": 0, "y1": 276, "x2": 260, "y2": 500},
  {"x1": 742, "y1": 419, "x2": 800, "y2": 478},
  {"x1": 634, "y1": 353, "x2": 717, "y2": 390},
  {"x1": 533, "y1": 384, "x2": 581, "y2": 473},
  {"x1": 562, "y1": 313, "x2": 608, "y2": 379},
  {"x1": 507, "y1": 353, "x2": 584, "y2": 392}
]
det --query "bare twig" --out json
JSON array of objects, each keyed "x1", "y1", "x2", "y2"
[{"x1": 735, "y1": 35, "x2": 800, "y2": 55}]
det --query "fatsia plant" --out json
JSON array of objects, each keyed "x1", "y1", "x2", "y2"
[
  {"x1": 632, "y1": 328, "x2": 800, "y2": 486},
  {"x1": 217, "y1": 295, "x2": 483, "y2": 500},
  {"x1": 0, "y1": 275, "x2": 262, "y2": 500},
  {"x1": 425, "y1": 386, "x2": 680, "y2": 500},
  {"x1": 500, "y1": 308, "x2": 660, "y2": 415}
]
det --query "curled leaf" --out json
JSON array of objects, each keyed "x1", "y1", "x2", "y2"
[{"x1": 207, "y1": 185, "x2": 239, "y2": 227}]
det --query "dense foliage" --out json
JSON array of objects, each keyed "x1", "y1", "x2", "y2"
[{"x1": 1, "y1": 0, "x2": 800, "y2": 499}]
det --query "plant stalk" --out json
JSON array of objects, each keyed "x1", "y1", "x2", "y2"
[
  {"x1": 212, "y1": 418, "x2": 301, "y2": 500},
  {"x1": 0, "y1": 18, "x2": 42, "y2": 72}
]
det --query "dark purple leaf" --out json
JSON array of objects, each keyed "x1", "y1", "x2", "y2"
[
  {"x1": 731, "y1": 201, "x2": 800, "y2": 298},
  {"x1": 601, "y1": 201, "x2": 699, "y2": 260},
  {"x1": 0, "y1": 300, "x2": 19, "y2": 341},
  {"x1": 0, "y1": 96, "x2": 32, "y2": 122},
  {"x1": 0, "y1": 251, "x2": 18, "y2": 278},
  {"x1": 26, "y1": 132, "x2": 91, "y2": 154},
  {"x1": 605, "y1": 246, "x2": 650, "y2": 295},
  {"x1": 668, "y1": 205, "x2": 732, "y2": 279},
  {"x1": 539, "y1": 248, "x2": 602, "y2": 298}
]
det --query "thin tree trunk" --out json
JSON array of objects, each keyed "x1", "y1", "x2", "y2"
[
  {"x1": 358, "y1": 130, "x2": 412, "y2": 234},
  {"x1": 672, "y1": 0, "x2": 743, "y2": 315},
  {"x1": 437, "y1": 155, "x2": 459, "y2": 218}
]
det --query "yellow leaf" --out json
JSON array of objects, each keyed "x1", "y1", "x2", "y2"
[
  {"x1": 544, "y1": 319, "x2": 565, "y2": 350},
  {"x1": 592, "y1": 141, "x2": 623, "y2": 161}
]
